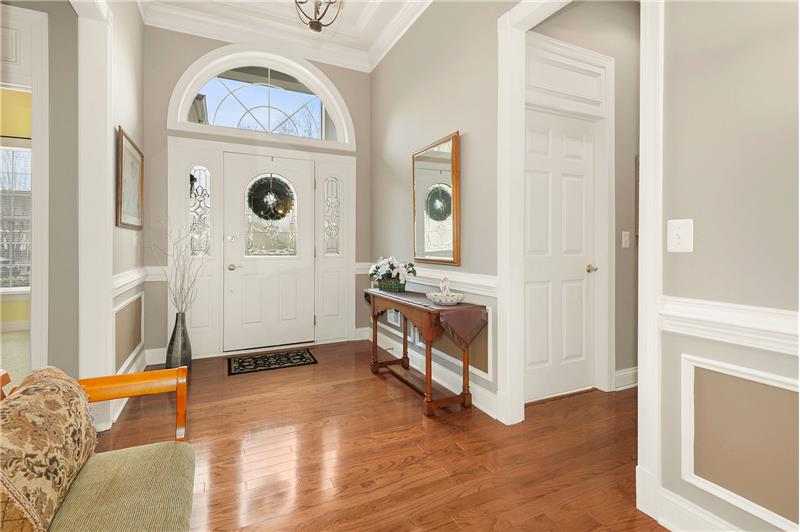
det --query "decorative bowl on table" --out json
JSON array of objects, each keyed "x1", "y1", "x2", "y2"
[{"x1": 426, "y1": 292, "x2": 464, "y2": 306}]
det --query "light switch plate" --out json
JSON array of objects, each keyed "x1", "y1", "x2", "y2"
[
  {"x1": 667, "y1": 219, "x2": 693, "y2": 252},
  {"x1": 621, "y1": 231, "x2": 630, "y2": 249}
]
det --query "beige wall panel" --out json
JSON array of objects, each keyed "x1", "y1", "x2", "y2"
[
  {"x1": 694, "y1": 367, "x2": 798, "y2": 523},
  {"x1": 533, "y1": 1, "x2": 640, "y2": 371},
  {"x1": 662, "y1": 332, "x2": 798, "y2": 529},
  {"x1": 115, "y1": 296, "x2": 142, "y2": 370}
]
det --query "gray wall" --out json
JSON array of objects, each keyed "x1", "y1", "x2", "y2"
[
  {"x1": 663, "y1": 2, "x2": 798, "y2": 311},
  {"x1": 3, "y1": 1, "x2": 80, "y2": 377},
  {"x1": 533, "y1": 0, "x2": 641, "y2": 374},
  {"x1": 661, "y1": 2, "x2": 798, "y2": 529},
  {"x1": 370, "y1": 0, "x2": 513, "y2": 276},
  {"x1": 111, "y1": 0, "x2": 145, "y2": 275},
  {"x1": 141, "y1": 26, "x2": 372, "y2": 348}
]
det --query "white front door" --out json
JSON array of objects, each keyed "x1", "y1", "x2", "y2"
[
  {"x1": 223, "y1": 152, "x2": 315, "y2": 351},
  {"x1": 524, "y1": 109, "x2": 597, "y2": 402}
]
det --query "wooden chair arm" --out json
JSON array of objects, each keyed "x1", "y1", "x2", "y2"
[
  {"x1": 78, "y1": 367, "x2": 188, "y2": 441},
  {"x1": 0, "y1": 370, "x2": 10, "y2": 400}
]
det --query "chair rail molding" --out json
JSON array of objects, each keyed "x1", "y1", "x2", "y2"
[
  {"x1": 112, "y1": 268, "x2": 148, "y2": 298},
  {"x1": 412, "y1": 268, "x2": 497, "y2": 298},
  {"x1": 660, "y1": 296, "x2": 798, "y2": 356}
]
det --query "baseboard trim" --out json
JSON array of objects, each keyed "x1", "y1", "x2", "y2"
[
  {"x1": 615, "y1": 366, "x2": 638, "y2": 390},
  {"x1": 375, "y1": 329, "x2": 499, "y2": 420},
  {"x1": 658, "y1": 487, "x2": 739, "y2": 531},
  {"x1": 354, "y1": 326, "x2": 371, "y2": 340},
  {"x1": 637, "y1": 466, "x2": 743, "y2": 531}
]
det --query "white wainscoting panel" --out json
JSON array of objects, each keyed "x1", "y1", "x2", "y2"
[{"x1": 680, "y1": 353, "x2": 798, "y2": 531}]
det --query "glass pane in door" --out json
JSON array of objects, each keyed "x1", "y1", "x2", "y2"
[{"x1": 244, "y1": 173, "x2": 297, "y2": 256}]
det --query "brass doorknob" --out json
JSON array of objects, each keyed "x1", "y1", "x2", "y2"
[
  {"x1": 586, "y1": 264, "x2": 598, "y2": 273},
  {"x1": 228, "y1": 264, "x2": 243, "y2": 271}
]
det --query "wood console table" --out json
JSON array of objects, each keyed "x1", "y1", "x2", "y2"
[{"x1": 364, "y1": 288, "x2": 488, "y2": 416}]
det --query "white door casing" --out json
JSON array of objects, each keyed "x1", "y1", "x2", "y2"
[
  {"x1": 166, "y1": 137, "x2": 356, "y2": 357},
  {"x1": 223, "y1": 153, "x2": 315, "y2": 351},
  {"x1": 523, "y1": 32, "x2": 615, "y2": 402}
]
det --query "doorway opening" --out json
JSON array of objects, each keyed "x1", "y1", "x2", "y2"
[
  {"x1": 516, "y1": 2, "x2": 642, "y2": 406},
  {"x1": 0, "y1": 4, "x2": 49, "y2": 388}
]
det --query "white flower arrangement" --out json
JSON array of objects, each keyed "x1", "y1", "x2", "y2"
[{"x1": 368, "y1": 256, "x2": 417, "y2": 285}]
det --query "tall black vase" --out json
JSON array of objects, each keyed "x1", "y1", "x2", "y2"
[{"x1": 166, "y1": 312, "x2": 192, "y2": 370}]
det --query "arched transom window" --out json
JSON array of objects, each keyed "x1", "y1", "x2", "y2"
[{"x1": 188, "y1": 66, "x2": 337, "y2": 141}]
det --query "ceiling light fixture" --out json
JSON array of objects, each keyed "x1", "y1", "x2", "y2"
[{"x1": 295, "y1": 0, "x2": 342, "y2": 33}]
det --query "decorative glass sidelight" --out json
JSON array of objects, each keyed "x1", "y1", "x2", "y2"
[
  {"x1": 189, "y1": 165, "x2": 211, "y2": 256},
  {"x1": 323, "y1": 177, "x2": 340, "y2": 255},
  {"x1": 245, "y1": 173, "x2": 297, "y2": 256}
]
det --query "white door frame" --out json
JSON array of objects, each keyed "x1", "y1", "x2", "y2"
[
  {"x1": 524, "y1": 31, "x2": 616, "y2": 403},
  {"x1": 0, "y1": 4, "x2": 49, "y2": 371},
  {"x1": 496, "y1": 0, "x2": 664, "y2": 520},
  {"x1": 166, "y1": 136, "x2": 357, "y2": 357}
]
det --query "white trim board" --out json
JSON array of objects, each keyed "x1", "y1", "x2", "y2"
[
  {"x1": 112, "y1": 267, "x2": 148, "y2": 298},
  {"x1": 680, "y1": 354, "x2": 798, "y2": 531},
  {"x1": 615, "y1": 367, "x2": 637, "y2": 391},
  {"x1": 660, "y1": 296, "x2": 798, "y2": 356},
  {"x1": 412, "y1": 268, "x2": 497, "y2": 298},
  {"x1": 2, "y1": 321, "x2": 30, "y2": 333}
]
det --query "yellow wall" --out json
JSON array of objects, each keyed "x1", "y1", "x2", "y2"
[
  {"x1": 0, "y1": 299, "x2": 30, "y2": 323},
  {"x1": 0, "y1": 89, "x2": 32, "y2": 139}
]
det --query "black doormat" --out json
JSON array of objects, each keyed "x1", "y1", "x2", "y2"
[{"x1": 227, "y1": 349, "x2": 318, "y2": 376}]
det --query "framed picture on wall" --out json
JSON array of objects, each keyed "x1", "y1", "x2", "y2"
[{"x1": 116, "y1": 126, "x2": 144, "y2": 230}]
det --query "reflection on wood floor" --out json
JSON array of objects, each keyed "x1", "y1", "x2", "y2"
[{"x1": 98, "y1": 340, "x2": 662, "y2": 531}]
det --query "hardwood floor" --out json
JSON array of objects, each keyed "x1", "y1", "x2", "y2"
[{"x1": 98, "y1": 341, "x2": 662, "y2": 531}]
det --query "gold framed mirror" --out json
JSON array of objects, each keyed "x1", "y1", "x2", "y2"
[{"x1": 413, "y1": 131, "x2": 460, "y2": 265}]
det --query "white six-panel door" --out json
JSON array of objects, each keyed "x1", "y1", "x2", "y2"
[
  {"x1": 524, "y1": 109, "x2": 596, "y2": 401},
  {"x1": 222, "y1": 153, "x2": 315, "y2": 351},
  {"x1": 524, "y1": 32, "x2": 615, "y2": 402}
]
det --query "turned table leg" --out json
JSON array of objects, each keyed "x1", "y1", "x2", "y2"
[
  {"x1": 462, "y1": 347, "x2": 472, "y2": 408},
  {"x1": 402, "y1": 317, "x2": 410, "y2": 369},
  {"x1": 370, "y1": 312, "x2": 379, "y2": 374},
  {"x1": 424, "y1": 340, "x2": 434, "y2": 416}
]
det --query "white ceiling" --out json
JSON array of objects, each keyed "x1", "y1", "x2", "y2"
[{"x1": 138, "y1": 0, "x2": 432, "y2": 72}]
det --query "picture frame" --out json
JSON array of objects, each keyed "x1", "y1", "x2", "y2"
[{"x1": 116, "y1": 126, "x2": 144, "y2": 230}]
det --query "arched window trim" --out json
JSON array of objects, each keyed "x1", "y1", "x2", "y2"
[{"x1": 168, "y1": 44, "x2": 356, "y2": 152}]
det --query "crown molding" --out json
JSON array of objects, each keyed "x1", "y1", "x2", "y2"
[
  {"x1": 137, "y1": 0, "x2": 432, "y2": 73},
  {"x1": 367, "y1": 0, "x2": 433, "y2": 69}
]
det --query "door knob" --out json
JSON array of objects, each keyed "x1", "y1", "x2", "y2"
[
  {"x1": 228, "y1": 264, "x2": 243, "y2": 271},
  {"x1": 586, "y1": 264, "x2": 598, "y2": 273}
]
